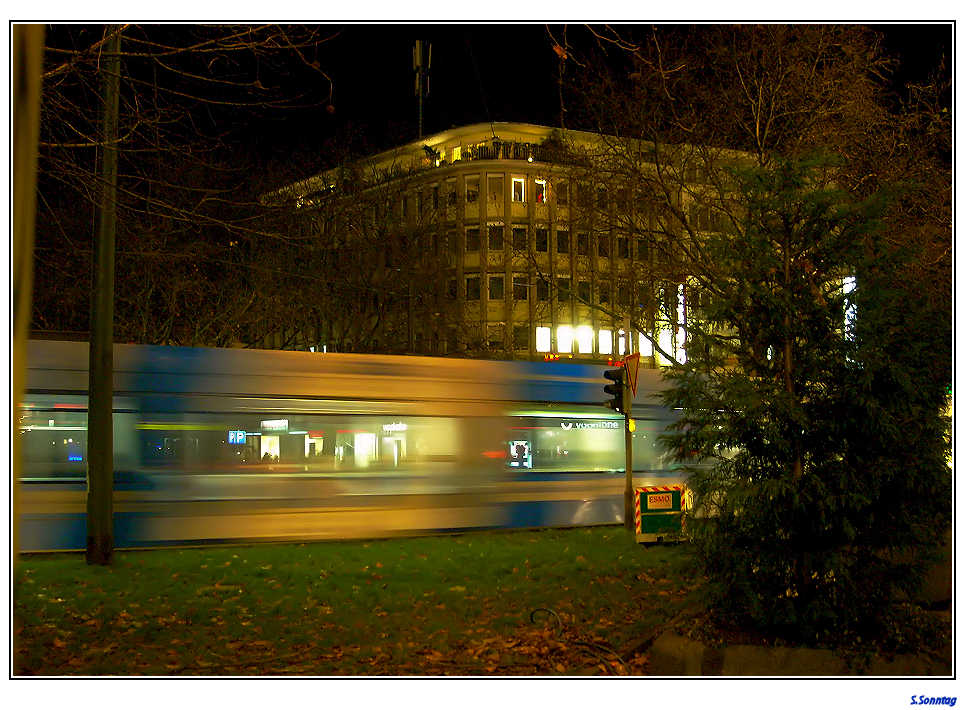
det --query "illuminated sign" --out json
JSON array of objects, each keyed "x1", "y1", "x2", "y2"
[
  {"x1": 508, "y1": 440, "x2": 532, "y2": 469},
  {"x1": 647, "y1": 493, "x2": 673, "y2": 510},
  {"x1": 560, "y1": 420, "x2": 620, "y2": 430},
  {"x1": 260, "y1": 419, "x2": 288, "y2": 432},
  {"x1": 382, "y1": 422, "x2": 408, "y2": 433},
  {"x1": 228, "y1": 430, "x2": 246, "y2": 444}
]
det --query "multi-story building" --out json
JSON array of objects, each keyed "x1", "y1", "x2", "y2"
[{"x1": 268, "y1": 122, "x2": 702, "y2": 369}]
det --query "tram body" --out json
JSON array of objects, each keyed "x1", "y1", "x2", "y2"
[{"x1": 17, "y1": 341, "x2": 685, "y2": 550}]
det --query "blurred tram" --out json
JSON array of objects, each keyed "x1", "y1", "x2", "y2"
[{"x1": 17, "y1": 340, "x2": 687, "y2": 551}]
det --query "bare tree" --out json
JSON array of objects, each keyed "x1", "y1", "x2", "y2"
[{"x1": 33, "y1": 24, "x2": 337, "y2": 346}]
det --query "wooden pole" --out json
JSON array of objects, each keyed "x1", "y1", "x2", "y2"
[{"x1": 86, "y1": 25, "x2": 121, "y2": 565}]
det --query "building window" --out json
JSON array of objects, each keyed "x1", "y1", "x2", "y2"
[
  {"x1": 576, "y1": 325, "x2": 593, "y2": 354},
  {"x1": 488, "y1": 175, "x2": 504, "y2": 205},
  {"x1": 466, "y1": 176, "x2": 479, "y2": 203},
  {"x1": 489, "y1": 275, "x2": 504, "y2": 300},
  {"x1": 535, "y1": 326, "x2": 551, "y2": 352},
  {"x1": 557, "y1": 181, "x2": 569, "y2": 206},
  {"x1": 488, "y1": 224, "x2": 504, "y2": 251},
  {"x1": 452, "y1": 145, "x2": 462, "y2": 162},
  {"x1": 447, "y1": 230, "x2": 457, "y2": 261},
  {"x1": 557, "y1": 229, "x2": 570, "y2": 254},
  {"x1": 637, "y1": 239, "x2": 649, "y2": 262},
  {"x1": 512, "y1": 226, "x2": 527, "y2": 251},
  {"x1": 577, "y1": 232, "x2": 588, "y2": 256},
  {"x1": 513, "y1": 275, "x2": 528, "y2": 301},
  {"x1": 446, "y1": 180, "x2": 457, "y2": 206},
  {"x1": 432, "y1": 185, "x2": 440, "y2": 210},
  {"x1": 557, "y1": 325, "x2": 574, "y2": 353},
  {"x1": 512, "y1": 177, "x2": 525, "y2": 202},
  {"x1": 557, "y1": 278, "x2": 571, "y2": 300},
  {"x1": 578, "y1": 280, "x2": 590, "y2": 303},
  {"x1": 534, "y1": 179, "x2": 547, "y2": 204},
  {"x1": 537, "y1": 280, "x2": 549, "y2": 302},
  {"x1": 535, "y1": 228, "x2": 548, "y2": 252},
  {"x1": 598, "y1": 234, "x2": 609, "y2": 258},
  {"x1": 639, "y1": 331, "x2": 653, "y2": 357},
  {"x1": 599, "y1": 283, "x2": 610, "y2": 304},
  {"x1": 599, "y1": 329, "x2": 613, "y2": 355},
  {"x1": 466, "y1": 227, "x2": 480, "y2": 252},
  {"x1": 618, "y1": 329, "x2": 628, "y2": 356},
  {"x1": 466, "y1": 277, "x2": 480, "y2": 300},
  {"x1": 402, "y1": 196, "x2": 408, "y2": 218},
  {"x1": 618, "y1": 237, "x2": 629, "y2": 259},
  {"x1": 513, "y1": 325, "x2": 529, "y2": 351},
  {"x1": 597, "y1": 187, "x2": 608, "y2": 210}
]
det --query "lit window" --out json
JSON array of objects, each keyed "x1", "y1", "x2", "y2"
[
  {"x1": 557, "y1": 325, "x2": 574, "y2": 353},
  {"x1": 657, "y1": 327, "x2": 673, "y2": 365},
  {"x1": 618, "y1": 329, "x2": 627, "y2": 356},
  {"x1": 843, "y1": 275, "x2": 857, "y2": 338},
  {"x1": 512, "y1": 177, "x2": 525, "y2": 202},
  {"x1": 599, "y1": 329, "x2": 613, "y2": 355},
  {"x1": 534, "y1": 179, "x2": 547, "y2": 204},
  {"x1": 452, "y1": 146, "x2": 462, "y2": 162},
  {"x1": 639, "y1": 332, "x2": 653, "y2": 357},
  {"x1": 576, "y1": 325, "x2": 593, "y2": 354},
  {"x1": 676, "y1": 326, "x2": 687, "y2": 364},
  {"x1": 535, "y1": 326, "x2": 551, "y2": 352}
]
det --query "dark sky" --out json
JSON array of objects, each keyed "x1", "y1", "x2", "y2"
[{"x1": 259, "y1": 23, "x2": 951, "y2": 162}]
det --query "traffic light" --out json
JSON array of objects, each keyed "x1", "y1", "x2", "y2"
[{"x1": 603, "y1": 366, "x2": 627, "y2": 414}]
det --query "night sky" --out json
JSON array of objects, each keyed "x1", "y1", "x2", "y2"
[{"x1": 255, "y1": 23, "x2": 951, "y2": 165}]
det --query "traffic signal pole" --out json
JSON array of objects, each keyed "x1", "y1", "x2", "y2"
[
  {"x1": 623, "y1": 381, "x2": 633, "y2": 532},
  {"x1": 604, "y1": 363, "x2": 635, "y2": 532}
]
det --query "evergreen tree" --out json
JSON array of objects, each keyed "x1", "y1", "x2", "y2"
[{"x1": 661, "y1": 156, "x2": 951, "y2": 643}]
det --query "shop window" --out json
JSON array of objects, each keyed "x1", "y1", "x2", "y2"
[
  {"x1": 488, "y1": 224, "x2": 504, "y2": 251},
  {"x1": 512, "y1": 177, "x2": 525, "y2": 202},
  {"x1": 576, "y1": 325, "x2": 593, "y2": 354},
  {"x1": 535, "y1": 228, "x2": 548, "y2": 252},
  {"x1": 466, "y1": 227, "x2": 480, "y2": 252},
  {"x1": 535, "y1": 326, "x2": 551, "y2": 352},
  {"x1": 513, "y1": 275, "x2": 528, "y2": 301},
  {"x1": 513, "y1": 326, "x2": 529, "y2": 350},
  {"x1": 557, "y1": 230, "x2": 570, "y2": 254},
  {"x1": 557, "y1": 325, "x2": 574, "y2": 353},
  {"x1": 599, "y1": 329, "x2": 613, "y2": 355},
  {"x1": 466, "y1": 277, "x2": 480, "y2": 300},
  {"x1": 489, "y1": 275, "x2": 504, "y2": 300}
]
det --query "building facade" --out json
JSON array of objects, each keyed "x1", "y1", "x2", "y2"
[{"x1": 270, "y1": 122, "x2": 696, "y2": 368}]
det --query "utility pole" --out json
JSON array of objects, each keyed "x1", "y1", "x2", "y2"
[{"x1": 87, "y1": 25, "x2": 121, "y2": 565}]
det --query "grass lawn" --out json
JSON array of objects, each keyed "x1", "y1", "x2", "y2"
[{"x1": 13, "y1": 526, "x2": 703, "y2": 676}]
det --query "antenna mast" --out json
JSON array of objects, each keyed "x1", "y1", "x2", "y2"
[{"x1": 413, "y1": 40, "x2": 431, "y2": 139}]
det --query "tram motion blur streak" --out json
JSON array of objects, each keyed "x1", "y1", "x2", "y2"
[{"x1": 19, "y1": 341, "x2": 688, "y2": 551}]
